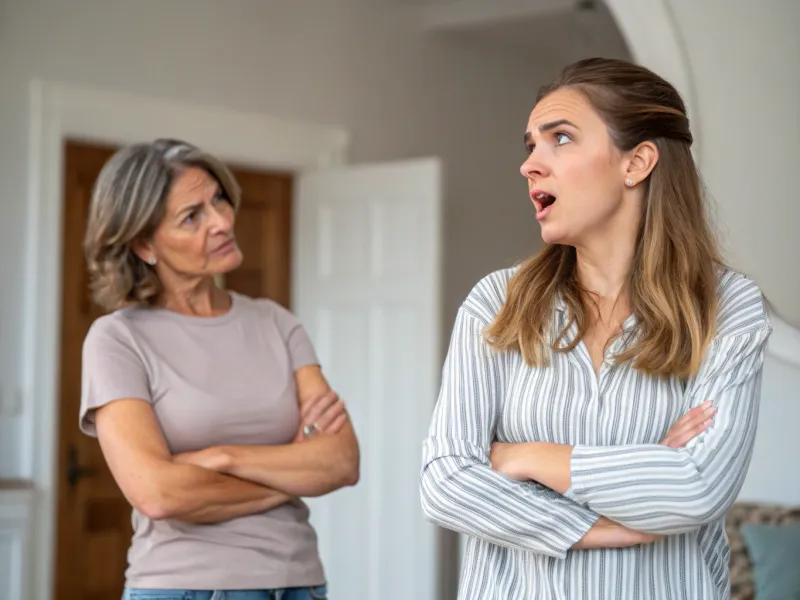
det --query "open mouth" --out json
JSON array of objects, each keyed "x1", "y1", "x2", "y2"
[{"x1": 531, "y1": 191, "x2": 557, "y2": 219}]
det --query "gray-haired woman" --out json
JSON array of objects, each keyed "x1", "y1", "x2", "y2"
[{"x1": 79, "y1": 138, "x2": 359, "y2": 600}]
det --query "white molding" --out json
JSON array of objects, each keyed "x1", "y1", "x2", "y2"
[
  {"x1": 0, "y1": 489, "x2": 35, "y2": 600},
  {"x1": 603, "y1": 0, "x2": 700, "y2": 161},
  {"x1": 22, "y1": 79, "x2": 350, "y2": 600}
]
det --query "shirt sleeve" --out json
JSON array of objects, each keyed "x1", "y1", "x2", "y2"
[
  {"x1": 271, "y1": 302, "x2": 320, "y2": 370},
  {"x1": 420, "y1": 306, "x2": 600, "y2": 558},
  {"x1": 79, "y1": 317, "x2": 152, "y2": 438},
  {"x1": 568, "y1": 285, "x2": 773, "y2": 535}
]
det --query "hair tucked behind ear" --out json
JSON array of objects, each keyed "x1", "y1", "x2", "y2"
[{"x1": 484, "y1": 58, "x2": 722, "y2": 379}]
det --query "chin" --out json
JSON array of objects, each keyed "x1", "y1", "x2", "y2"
[
  {"x1": 539, "y1": 223, "x2": 570, "y2": 245},
  {"x1": 216, "y1": 248, "x2": 244, "y2": 273}
]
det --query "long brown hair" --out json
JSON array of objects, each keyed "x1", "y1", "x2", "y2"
[{"x1": 485, "y1": 58, "x2": 722, "y2": 379}]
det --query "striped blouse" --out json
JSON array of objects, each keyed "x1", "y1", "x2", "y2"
[{"x1": 420, "y1": 267, "x2": 772, "y2": 600}]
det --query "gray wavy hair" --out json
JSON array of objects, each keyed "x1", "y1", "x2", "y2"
[{"x1": 84, "y1": 138, "x2": 242, "y2": 312}]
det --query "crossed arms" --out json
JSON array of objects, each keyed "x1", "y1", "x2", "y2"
[
  {"x1": 94, "y1": 364, "x2": 359, "y2": 524},
  {"x1": 420, "y1": 305, "x2": 771, "y2": 557}
]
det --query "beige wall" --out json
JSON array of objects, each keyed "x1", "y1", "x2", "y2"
[{"x1": 669, "y1": 0, "x2": 800, "y2": 326}]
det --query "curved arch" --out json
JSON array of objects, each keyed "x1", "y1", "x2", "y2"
[{"x1": 603, "y1": 0, "x2": 700, "y2": 162}]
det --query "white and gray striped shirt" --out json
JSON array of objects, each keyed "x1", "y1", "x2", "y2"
[{"x1": 421, "y1": 267, "x2": 772, "y2": 600}]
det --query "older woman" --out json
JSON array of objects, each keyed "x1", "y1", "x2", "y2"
[
  {"x1": 421, "y1": 58, "x2": 772, "y2": 599},
  {"x1": 79, "y1": 138, "x2": 359, "y2": 600}
]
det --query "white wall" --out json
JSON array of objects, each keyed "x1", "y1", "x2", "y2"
[
  {"x1": 739, "y1": 355, "x2": 800, "y2": 504},
  {"x1": 669, "y1": 0, "x2": 800, "y2": 327},
  {"x1": 0, "y1": 0, "x2": 553, "y2": 477},
  {"x1": 666, "y1": 2, "x2": 800, "y2": 507}
]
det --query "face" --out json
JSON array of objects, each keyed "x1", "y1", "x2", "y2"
[
  {"x1": 520, "y1": 87, "x2": 633, "y2": 246},
  {"x1": 140, "y1": 166, "x2": 242, "y2": 280}
]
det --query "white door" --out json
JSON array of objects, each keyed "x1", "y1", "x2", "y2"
[{"x1": 293, "y1": 158, "x2": 442, "y2": 600}]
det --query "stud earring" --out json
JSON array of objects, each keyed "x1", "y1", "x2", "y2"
[
  {"x1": 147, "y1": 258, "x2": 157, "y2": 266},
  {"x1": 625, "y1": 178, "x2": 634, "y2": 186}
]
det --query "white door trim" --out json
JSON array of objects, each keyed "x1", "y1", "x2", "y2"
[
  {"x1": 22, "y1": 79, "x2": 350, "y2": 600},
  {"x1": 0, "y1": 488, "x2": 35, "y2": 600}
]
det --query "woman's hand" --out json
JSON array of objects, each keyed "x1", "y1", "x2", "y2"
[
  {"x1": 573, "y1": 517, "x2": 663, "y2": 550},
  {"x1": 489, "y1": 442, "x2": 533, "y2": 481},
  {"x1": 173, "y1": 391, "x2": 350, "y2": 469},
  {"x1": 489, "y1": 400, "x2": 716, "y2": 487},
  {"x1": 293, "y1": 390, "x2": 349, "y2": 443},
  {"x1": 660, "y1": 400, "x2": 716, "y2": 448},
  {"x1": 172, "y1": 391, "x2": 350, "y2": 467}
]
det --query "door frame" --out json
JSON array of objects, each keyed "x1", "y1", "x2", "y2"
[{"x1": 22, "y1": 79, "x2": 350, "y2": 600}]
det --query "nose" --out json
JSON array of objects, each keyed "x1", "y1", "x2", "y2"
[
  {"x1": 520, "y1": 152, "x2": 550, "y2": 181},
  {"x1": 208, "y1": 203, "x2": 234, "y2": 235}
]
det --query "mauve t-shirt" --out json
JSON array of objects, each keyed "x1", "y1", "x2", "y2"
[{"x1": 79, "y1": 292, "x2": 325, "y2": 590}]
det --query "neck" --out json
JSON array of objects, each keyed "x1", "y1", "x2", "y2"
[
  {"x1": 159, "y1": 275, "x2": 230, "y2": 317},
  {"x1": 574, "y1": 194, "x2": 641, "y2": 299},
  {"x1": 575, "y1": 243, "x2": 633, "y2": 300},
  {"x1": 574, "y1": 227, "x2": 638, "y2": 325}
]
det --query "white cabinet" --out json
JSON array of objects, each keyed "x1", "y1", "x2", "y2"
[{"x1": 0, "y1": 485, "x2": 34, "y2": 600}]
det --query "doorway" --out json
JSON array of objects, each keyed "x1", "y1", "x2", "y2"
[{"x1": 52, "y1": 139, "x2": 294, "y2": 600}]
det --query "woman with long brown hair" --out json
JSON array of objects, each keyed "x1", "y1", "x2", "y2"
[{"x1": 420, "y1": 58, "x2": 772, "y2": 599}]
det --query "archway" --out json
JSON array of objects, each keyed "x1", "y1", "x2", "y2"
[{"x1": 604, "y1": 0, "x2": 699, "y2": 159}]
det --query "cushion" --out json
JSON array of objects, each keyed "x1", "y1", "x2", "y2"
[
  {"x1": 739, "y1": 523, "x2": 800, "y2": 600},
  {"x1": 726, "y1": 502, "x2": 800, "y2": 600}
]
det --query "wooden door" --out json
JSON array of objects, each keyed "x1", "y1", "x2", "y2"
[
  {"x1": 54, "y1": 140, "x2": 293, "y2": 600},
  {"x1": 224, "y1": 165, "x2": 293, "y2": 306},
  {"x1": 55, "y1": 141, "x2": 126, "y2": 600}
]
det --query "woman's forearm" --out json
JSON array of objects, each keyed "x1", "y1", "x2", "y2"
[
  {"x1": 490, "y1": 441, "x2": 574, "y2": 493},
  {"x1": 214, "y1": 425, "x2": 360, "y2": 497},
  {"x1": 144, "y1": 461, "x2": 291, "y2": 523},
  {"x1": 522, "y1": 442, "x2": 573, "y2": 493},
  {"x1": 572, "y1": 517, "x2": 663, "y2": 550}
]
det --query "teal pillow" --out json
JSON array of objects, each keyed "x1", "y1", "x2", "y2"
[{"x1": 739, "y1": 523, "x2": 800, "y2": 600}]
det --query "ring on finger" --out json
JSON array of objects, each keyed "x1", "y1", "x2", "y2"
[{"x1": 303, "y1": 423, "x2": 322, "y2": 439}]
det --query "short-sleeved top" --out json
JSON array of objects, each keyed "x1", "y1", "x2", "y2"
[{"x1": 79, "y1": 292, "x2": 325, "y2": 591}]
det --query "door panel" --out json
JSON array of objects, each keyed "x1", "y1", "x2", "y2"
[
  {"x1": 224, "y1": 166, "x2": 292, "y2": 306},
  {"x1": 294, "y1": 158, "x2": 442, "y2": 600},
  {"x1": 55, "y1": 140, "x2": 128, "y2": 600}
]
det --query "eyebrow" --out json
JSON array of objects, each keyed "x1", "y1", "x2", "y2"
[
  {"x1": 174, "y1": 182, "x2": 222, "y2": 217},
  {"x1": 175, "y1": 202, "x2": 202, "y2": 219},
  {"x1": 524, "y1": 119, "x2": 579, "y2": 144}
]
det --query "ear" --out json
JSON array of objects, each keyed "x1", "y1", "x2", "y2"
[
  {"x1": 623, "y1": 141, "x2": 659, "y2": 187},
  {"x1": 131, "y1": 239, "x2": 156, "y2": 265}
]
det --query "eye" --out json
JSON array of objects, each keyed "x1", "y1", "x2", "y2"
[
  {"x1": 212, "y1": 190, "x2": 228, "y2": 205},
  {"x1": 555, "y1": 132, "x2": 572, "y2": 145},
  {"x1": 182, "y1": 210, "x2": 197, "y2": 225},
  {"x1": 524, "y1": 142, "x2": 535, "y2": 155}
]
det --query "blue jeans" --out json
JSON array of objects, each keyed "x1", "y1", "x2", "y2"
[{"x1": 122, "y1": 585, "x2": 327, "y2": 600}]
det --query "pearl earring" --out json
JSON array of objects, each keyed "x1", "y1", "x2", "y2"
[
  {"x1": 625, "y1": 178, "x2": 634, "y2": 186},
  {"x1": 147, "y1": 258, "x2": 157, "y2": 266}
]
